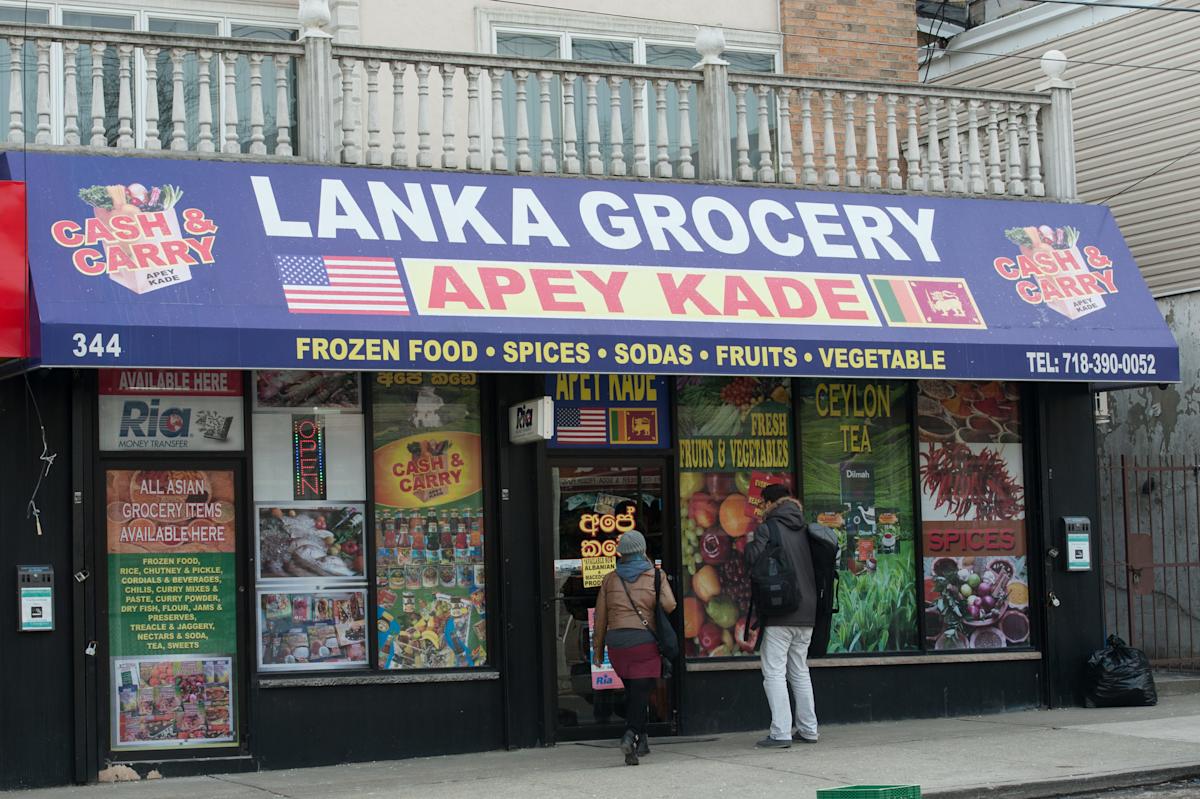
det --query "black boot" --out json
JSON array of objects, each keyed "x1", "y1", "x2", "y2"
[
  {"x1": 637, "y1": 734, "x2": 649, "y2": 756},
  {"x1": 620, "y1": 730, "x2": 639, "y2": 765}
]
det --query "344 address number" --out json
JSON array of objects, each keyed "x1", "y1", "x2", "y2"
[{"x1": 71, "y1": 333, "x2": 123, "y2": 358}]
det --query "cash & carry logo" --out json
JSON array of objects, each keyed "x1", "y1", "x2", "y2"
[
  {"x1": 49, "y1": 183, "x2": 218, "y2": 295},
  {"x1": 994, "y1": 225, "x2": 1116, "y2": 320}
]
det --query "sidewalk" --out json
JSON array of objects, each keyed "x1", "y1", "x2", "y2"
[{"x1": 15, "y1": 694, "x2": 1200, "y2": 799}]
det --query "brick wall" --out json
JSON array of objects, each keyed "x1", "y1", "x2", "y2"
[{"x1": 781, "y1": 0, "x2": 919, "y2": 83}]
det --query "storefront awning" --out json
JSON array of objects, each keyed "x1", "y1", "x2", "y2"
[{"x1": 4, "y1": 151, "x2": 1179, "y2": 383}]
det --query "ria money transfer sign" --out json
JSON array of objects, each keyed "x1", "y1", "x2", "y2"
[{"x1": 6, "y1": 151, "x2": 1178, "y2": 383}]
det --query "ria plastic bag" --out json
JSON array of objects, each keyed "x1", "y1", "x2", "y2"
[{"x1": 1085, "y1": 635, "x2": 1158, "y2": 707}]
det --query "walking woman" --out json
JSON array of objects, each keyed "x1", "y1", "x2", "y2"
[{"x1": 592, "y1": 530, "x2": 676, "y2": 765}]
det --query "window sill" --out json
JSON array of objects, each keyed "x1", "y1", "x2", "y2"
[
  {"x1": 258, "y1": 669, "x2": 501, "y2": 688},
  {"x1": 686, "y1": 650, "x2": 1042, "y2": 672}
]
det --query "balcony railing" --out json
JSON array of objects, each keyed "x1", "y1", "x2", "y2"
[{"x1": 0, "y1": 17, "x2": 1079, "y2": 200}]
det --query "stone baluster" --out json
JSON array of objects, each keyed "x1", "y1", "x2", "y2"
[
  {"x1": 7, "y1": 37, "x2": 23, "y2": 144},
  {"x1": 1026, "y1": 103, "x2": 1044, "y2": 196},
  {"x1": 89, "y1": 43, "x2": 106, "y2": 147},
  {"x1": 488, "y1": 67, "x2": 506, "y2": 171},
  {"x1": 364, "y1": 59, "x2": 383, "y2": 165},
  {"x1": 966, "y1": 100, "x2": 983, "y2": 193},
  {"x1": 946, "y1": 98, "x2": 963, "y2": 192},
  {"x1": 1036, "y1": 50, "x2": 1077, "y2": 201},
  {"x1": 632, "y1": 77, "x2": 649, "y2": 178},
  {"x1": 986, "y1": 102, "x2": 1004, "y2": 194},
  {"x1": 905, "y1": 96, "x2": 924, "y2": 191},
  {"x1": 248, "y1": 54, "x2": 267, "y2": 155},
  {"x1": 608, "y1": 75, "x2": 626, "y2": 176},
  {"x1": 441, "y1": 64, "x2": 457, "y2": 169},
  {"x1": 196, "y1": 51, "x2": 214, "y2": 152},
  {"x1": 391, "y1": 62, "x2": 408, "y2": 167},
  {"x1": 169, "y1": 49, "x2": 187, "y2": 151},
  {"x1": 514, "y1": 69, "x2": 531, "y2": 172},
  {"x1": 778, "y1": 87, "x2": 796, "y2": 185},
  {"x1": 756, "y1": 84, "x2": 774, "y2": 183},
  {"x1": 585, "y1": 75, "x2": 602, "y2": 175},
  {"x1": 141, "y1": 47, "x2": 161, "y2": 149},
  {"x1": 863, "y1": 93, "x2": 879, "y2": 189},
  {"x1": 733, "y1": 83, "x2": 751, "y2": 181},
  {"x1": 885, "y1": 94, "x2": 901, "y2": 190},
  {"x1": 926, "y1": 97, "x2": 944, "y2": 192},
  {"x1": 800, "y1": 88, "x2": 817, "y2": 184},
  {"x1": 822, "y1": 90, "x2": 838, "y2": 185},
  {"x1": 34, "y1": 40, "x2": 50, "y2": 145},
  {"x1": 274, "y1": 55, "x2": 293, "y2": 156},
  {"x1": 562, "y1": 73, "x2": 580, "y2": 174},
  {"x1": 466, "y1": 66, "x2": 483, "y2": 170},
  {"x1": 1006, "y1": 103, "x2": 1025, "y2": 195},
  {"x1": 415, "y1": 62, "x2": 432, "y2": 168},
  {"x1": 222, "y1": 52, "x2": 240, "y2": 154},
  {"x1": 843, "y1": 91, "x2": 860, "y2": 187},
  {"x1": 339, "y1": 57, "x2": 358, "y2": 163},
  {"x1": 654, "y1": 79, "x2": 671, "y2": 178},
  {"x1": 677, "y1": 80, "x2": 694, "y2": 179},
  {"x1": 540, "y1": 71, "x2": 557, "y2": 173},
  {"x1": 63, "y1": 42, "x2": 80, "y2": 146}
]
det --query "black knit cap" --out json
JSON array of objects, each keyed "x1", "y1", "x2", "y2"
[{"x1": 761, "y1": 483, "x2": 792, "y2": 504}]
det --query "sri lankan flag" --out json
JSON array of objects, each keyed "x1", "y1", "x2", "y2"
[
  {"x1": 609, "y1": 408, "x2": 659, "y2": 445},
  {"x1": 869, "y1": 275, "x2": 986, "y2": 329}
]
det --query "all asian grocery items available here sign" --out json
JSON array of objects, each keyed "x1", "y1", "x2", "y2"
[{"x1": 7, "y1": 151, "x2": 1178, "y2": 383}]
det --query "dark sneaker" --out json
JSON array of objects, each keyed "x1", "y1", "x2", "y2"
[
  {"x1": 791, "y1": 734, "x2": 819, "y2": 744},
  {"x1": 637, "y1": 735, "x2": 650, "y2": 757},
  {"x1": 621, "y1": 730, "x2": 640, "y2": 765},
  {"x1": 756, "y1": 737, "x2": 792, "y2": 749}
]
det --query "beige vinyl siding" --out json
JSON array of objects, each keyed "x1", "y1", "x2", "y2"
[{"x1": 932, "y1": 1, "x2": 1200, "y2": 297}]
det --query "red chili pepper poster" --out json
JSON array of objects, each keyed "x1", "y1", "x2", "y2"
[{"x1": 917, "y1": 381, "x2": 1030, "y2": 651}]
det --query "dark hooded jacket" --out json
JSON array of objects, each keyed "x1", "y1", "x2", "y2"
[{"x1": 744, "y1": 497, "x2": 818, "y2": 628}]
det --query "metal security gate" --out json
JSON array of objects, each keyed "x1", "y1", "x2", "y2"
[{"x1": 1099, "y1": 456, "x2": 1200, "y2": 670}]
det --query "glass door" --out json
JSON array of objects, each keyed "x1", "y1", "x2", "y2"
[{"x1": 549, "y1": 462, "x2": 674, "y2": 739}]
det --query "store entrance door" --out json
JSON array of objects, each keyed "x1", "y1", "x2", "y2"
[{"x1": 548, "y1": 461, "x2": 675, "y2": 740}]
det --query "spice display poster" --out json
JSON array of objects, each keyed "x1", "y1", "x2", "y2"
[
  {"x1": 106, "y1": 468, "x2": 238, "y2": 748},
  {"x1": 918, "y1": 381, "x2": 1031, "y2": 651},
  {"x1": 797, "y1": 380, "x2": 919, "y2": 653},
  {"x1": 372, "y1": 373, "x2": 487, "y2": 670},
  {"x1": 676, "y1": 376, "x2": 792, "y2": 659}
]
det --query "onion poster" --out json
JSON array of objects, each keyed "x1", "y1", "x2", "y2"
[
  {"x1": 372, "y1": 373, "x2": 487, "y2": 669},
  {"x1": 918, "y1": 381, "x2": 1030, "y2": 650}
]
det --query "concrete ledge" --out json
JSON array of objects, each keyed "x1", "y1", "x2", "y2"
[
  {"x1": 687, "y1": 650, "x2": 1042, "y2": 671},
  {"x1": 925, "y1": 761, "x2": 1200, "y2": 799},
  {"x1": 259, "y1": 669, "x2": 500, "y2": 688}
]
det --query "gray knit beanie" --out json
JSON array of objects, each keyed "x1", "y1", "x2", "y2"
[{"x1": 616, "y1": 530, "x2": 647, "y2": 556}]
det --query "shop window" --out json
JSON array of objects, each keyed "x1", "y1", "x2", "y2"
[
  {"x1": 917, "y1": 381, "x2": 1030, "y2": 651},
  {"x1": 251, "y1": 371, "x2": 369, "y2": 671},
  {"x1": 797, "y1": 380, "x2": 919, "y2": 654},
  {"x1": 677, "y1": 377, "x2": 794, "y2": 659},
  {"x1": 371, "y1": 372, "x2": 487, "y2": 670}
]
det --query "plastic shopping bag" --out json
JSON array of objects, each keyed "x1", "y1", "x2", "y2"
[{"x1": 1085, "y1": 635, "x2": 1158, "y2": 707}]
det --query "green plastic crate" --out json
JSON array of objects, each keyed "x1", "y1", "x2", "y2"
[{"x1": 816, "y1": 786, "x2": 921, "y2": 799}]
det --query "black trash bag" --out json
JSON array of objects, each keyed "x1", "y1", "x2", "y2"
[{"x1": 1085, "y1": 635, "x2": 1158, "y2": 707}]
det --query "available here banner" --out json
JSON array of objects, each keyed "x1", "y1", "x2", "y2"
[{"x1": 5, "y1": 151, "x2": 1179, "y2": 383}]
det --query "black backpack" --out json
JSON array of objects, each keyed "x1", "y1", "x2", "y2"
[{"x1": 749, "y1": 519, "x2": 801, "y2": 617}]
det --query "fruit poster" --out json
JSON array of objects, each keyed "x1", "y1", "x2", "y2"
[
  {"x1": 798, "y1": 380, "x2": 918, "y2": 653},
  {"x1": 676, "y1": 377, "x2": 792, "y2": 658},
  {"x1": 918, "y1": 381, "x2": 1031, "y2": 650},
  {"x1": 373, "y1": 373, "x2": 487, "y2": 669},
  {"x1": 106, "y1": 468, "x2": 238, "y2": 748}
]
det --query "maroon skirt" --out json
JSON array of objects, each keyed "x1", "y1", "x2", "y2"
[{"x1": 608, "y1": 641, "x2": 661, "y2": 680}]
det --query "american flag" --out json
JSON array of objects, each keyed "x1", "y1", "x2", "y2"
[
  {"x1": 276, "y1": 255, "x2": 410, "y2": 315},
  {"x1": 556, "y1": 407, "x2": 607, "y2": 444}
]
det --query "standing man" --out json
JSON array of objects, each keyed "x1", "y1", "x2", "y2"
[{"x1": 745, "y1": 483, "x2": 819, "y2": 748}]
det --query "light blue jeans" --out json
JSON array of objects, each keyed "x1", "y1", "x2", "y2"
[{"x1": 761, "y1": 625, "x2": 818, "y2": 741}]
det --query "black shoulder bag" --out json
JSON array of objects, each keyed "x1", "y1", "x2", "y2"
[{"x1": 618, "y1": 568, "x2": 679, "y2": 679}]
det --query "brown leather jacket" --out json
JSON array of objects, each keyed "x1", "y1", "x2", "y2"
[{"x1": 592, "y1": 567, "x2": 677, "y2": 663}]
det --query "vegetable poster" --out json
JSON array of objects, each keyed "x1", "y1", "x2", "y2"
[
  {"x1": 372, "y1": 373, "x2": 487, "y2": 669},
  {"x1": 798, "y1": 380, "x2": 918, "y2": 653},
  {"x1": 918, "y1": 381, "x2": 1030, "y2": 650},
  {"x1": 677, "y1": 376, "x2": 792, "y2": 658},
  {"x1": 106, "y1": 468, "x2": 238, "y2": 748}
]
